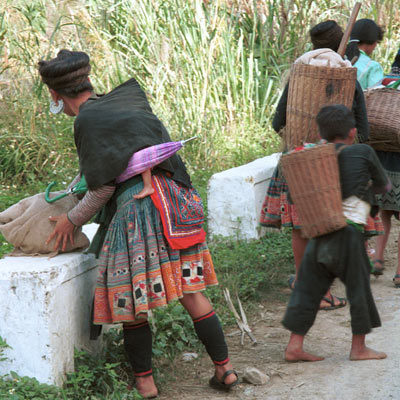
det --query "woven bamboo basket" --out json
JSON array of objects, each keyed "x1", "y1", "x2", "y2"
[
  {"x1": 280, "y1": 143, "x2": 346, "y2": 238},
  {"x1": 285, "y1": 64, "x2": 357, "y2": 149},
  {"x1": 365, "y1": 88, "x2": 400, "y2": 152}
]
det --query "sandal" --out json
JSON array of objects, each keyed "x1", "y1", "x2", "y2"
[
  {"x1": 393, "y1": 274, "x2": 400, "y2": 288},
  {"x1": 319, "y1": 294, "x2": 347, "y2": 311},
  {"x1": 287, "y1": 275, "x2": 296, "y2": 290},
  {"x1": 371, "y1": 259, "x2": 384, "y2": 276},
  {"x1": 209, "y1": 370, "x2": 239, "y2": 391}
]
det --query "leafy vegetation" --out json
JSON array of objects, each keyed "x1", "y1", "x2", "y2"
[{"x1": 1, "y1": 0, "x2": 398, "y2": 185}]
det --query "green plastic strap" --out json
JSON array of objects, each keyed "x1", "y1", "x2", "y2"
[
  {"x1": 346, "y1": 219, "x2": 364, "y2": 233},
  {"x1": 45, "y1": 175, "x2": 88, "y2": 203},
  {"x1": 71, "y1": 175, "x2": 88, "y2": 195},
  {"x1": 45, "y1": 182, "x2": 68, "y2": 203}
]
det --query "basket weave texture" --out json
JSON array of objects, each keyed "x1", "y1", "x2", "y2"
[
  {"x1": 365, "y1": 88, "x2": 400, "y2": 152},
  {"x1": 281, "y1": 143, "x2": 347, "y2": 238},
  {"x1": 285, "y1": 64, "x2": 357, "y2": 149}
]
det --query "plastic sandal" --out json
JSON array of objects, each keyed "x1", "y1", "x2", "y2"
[
  {"x1": 319, "y1": 294, "x2": 347, "y2": 311},
  {"x1": 371, "y1": 259, "x2": 384, "y2": 276},
  {"x1": 393, "y1": 274, "x2": 400, "y2": 288},
  {"x1": 209, "y1": 370, "x2": 239, "y2": 391},
  {"x1": 287, "y1": 275, "x2": 296, "y2": 290}
]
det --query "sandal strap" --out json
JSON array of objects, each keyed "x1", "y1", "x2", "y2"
[{"x1": 221, "y1": 369, "x2": 238, "y2": 382}]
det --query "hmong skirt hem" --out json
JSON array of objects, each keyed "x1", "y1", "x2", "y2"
[{"x1": 93, "y1": 283, "x2": 220, "y2": 325}]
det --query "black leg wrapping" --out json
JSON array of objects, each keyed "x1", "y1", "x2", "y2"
[
  {"x1": 123, "y1": 322, "x2": 153, "y2": 376},
  {"x1": 193, "y1": 311, "x2": 229, "y2": 365}
]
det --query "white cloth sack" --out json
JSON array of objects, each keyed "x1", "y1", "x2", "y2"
[
  {"x1": 295, "y1": 48, "x2": 352, "y2": 68},
  {"x1": 0, "y1": 192, "x2": 89, "y2": 256}
]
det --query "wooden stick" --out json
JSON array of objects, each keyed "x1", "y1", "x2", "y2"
[
  {"x1": 223, "y1": 288, "x2": 257, "y2": 344},
  {"x1": 237, "y1": 294, "x2": 257, "y2": 344},
  {"x1": 337, "y1": 2, "x2": 362, "y2": 58}
]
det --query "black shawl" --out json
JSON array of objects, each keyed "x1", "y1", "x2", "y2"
[{"x1": 74, "y1": 78, "x2": 191, "y2": 189}]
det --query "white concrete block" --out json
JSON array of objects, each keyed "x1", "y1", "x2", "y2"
[
  {"x1": 0, "y1": 223, "x2": 100, "y2": 385},
  {"x1": 208, "y1": 153, "x2": 280, "y2": 239}
]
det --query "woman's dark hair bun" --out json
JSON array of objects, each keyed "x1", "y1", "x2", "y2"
[
  {"x1": 309, "y1": 20, "x2": 343, "y2": 52},
  {"x1": 38, "y1": 50, "x2": 93, "y2": 97}
]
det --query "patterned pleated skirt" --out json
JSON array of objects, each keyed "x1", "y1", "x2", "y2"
[
  {"x1": 375, "y1": 151, "x2": 400, "y2": 213},
  {"x1": 93, "y1": 179, "x2": 218, "y2": 325}
]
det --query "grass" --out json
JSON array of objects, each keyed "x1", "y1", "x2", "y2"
[{"x1": 2, "y1": 0, "x2": 399, "y2": 184}]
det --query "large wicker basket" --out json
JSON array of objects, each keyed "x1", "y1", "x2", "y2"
[
  {"x1": 285, "y1": 64, "x2": 357, "y2": 149},
  {"x1": 365, "y1": 88, "x2": 400, "y2": 152},
  {"x1": 280, "y1": 143, "x2": 346, "y2": 238}
]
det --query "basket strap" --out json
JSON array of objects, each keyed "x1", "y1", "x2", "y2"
[{"x1": 335, "y1": 143, "x2": 348, "y2": 155}]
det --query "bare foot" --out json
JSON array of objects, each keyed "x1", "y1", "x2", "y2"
[
  {"x1": 350, "y1": 346, "x2": 387, "y2": 361},
  {"x1": 285, "y1": 347, "x2": 325, "y2": 362},
  {"x1": 135, "y1": 375, "x2": 158, "y2": 398},
  {"x1": 133, "y1": 186, "x2": 155, "y2": 199}
]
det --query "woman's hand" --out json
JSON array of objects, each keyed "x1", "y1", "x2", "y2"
[{"x1": 46, "y1": 214, "x2": 75, "y2": 252}]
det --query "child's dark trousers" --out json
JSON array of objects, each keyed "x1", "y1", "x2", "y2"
[{"x1": 282, "y1": 224, "x2": 381, "y2": 335}]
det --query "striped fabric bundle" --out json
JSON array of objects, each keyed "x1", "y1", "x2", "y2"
[{"x1": 116, "y1": 137, "x2": 197, "y2": 183}]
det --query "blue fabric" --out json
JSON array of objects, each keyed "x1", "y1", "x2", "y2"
[{"x1": 354, "y1": 50, "x2": 384, "y2": 89}]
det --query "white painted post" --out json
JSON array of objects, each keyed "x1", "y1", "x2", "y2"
[
  {"x1": 0, "y1": 224, "x2": 101, "y2": 385},
  {"x1": 207, "y1": 153, "x2": 280, "y2": 240}
]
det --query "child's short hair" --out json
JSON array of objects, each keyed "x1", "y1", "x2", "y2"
[{"x1": 316, "y1": 104, "x2": 356, "y2": 142}]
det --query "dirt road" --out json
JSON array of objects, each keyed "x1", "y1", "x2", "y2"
[{"x1": 162, "y1": 224, "x2": 400, "y2": 400}]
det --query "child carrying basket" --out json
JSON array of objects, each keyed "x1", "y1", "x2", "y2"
[{"x1": 282, "y1": 104, "x2": 390, "y2": 363}]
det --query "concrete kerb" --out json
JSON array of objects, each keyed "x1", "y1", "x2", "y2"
[
  {"x1": 208, "y1": 153, "x2": 280, "y2": 240},
  {"x1": 0, "y1": 223, "x2": 101, "y2": 386}
]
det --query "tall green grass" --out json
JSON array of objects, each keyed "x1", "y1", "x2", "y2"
[{"x1": 1, "y1": 0, "x2": 399, "y2": 184}]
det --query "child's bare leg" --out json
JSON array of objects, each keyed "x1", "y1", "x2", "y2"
[
  {"x1": 374, "y1": 210, "x2": 392, "y2": 263},
  {"x1": 350, "y1": 334, "x2": 387, "y2": 361},
  {"x1": 285, "y1": 333, "x2": 325, "y2": 362},
  {"x1": 134, "y1": 169, "x2": 155, "y2": 199}
]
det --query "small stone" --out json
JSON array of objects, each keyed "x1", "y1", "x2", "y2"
[
  {"x1": 242, "y1": 367, "x2": 270, "y2": 385},
  {"x1": 182, "y1": 352, "x2": 198, "y2": 362},
  {"x1": 243, "y1": 386, "x2": 255, "y2": 396}
]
